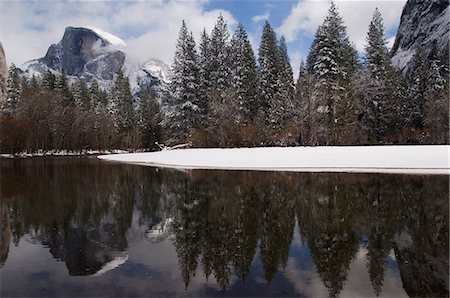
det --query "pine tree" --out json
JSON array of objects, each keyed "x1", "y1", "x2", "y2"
[
  {"x1": 407, "y1": 46, "x2": 429, "y2": 129},
  {"x1": 278, "y1": 36, "x2": 295, "y2": 108},
  {"x1": 258, "y1": 21, "x2": 281, "y2": 120},
  {"x1": 4, "y1": 64, "x2": 22, "y2": 115},
  {"x1": 165, "y1": 20, "x2": 200, "y2": 144},
  {"x1": 363, "y1": 8, "x2": 406, "y2": 143},
  {"x1": 54, "y1": 69, "x2": 74, "y2": 105},
  {"x1": 295, "y1": 60, "x2": 313, "y2": 145},
  {"x1": 72, "y1": 79, "x2": 91, "y2": 110},
  {"x1": 198, "y1": 29, "x2": 211, "y2": 123},
  {"x1": 307, "y1": 2, "x2": 358, "y2": 145},
  {"x1": 41, "y1": 70, "x2": 56, "y2": 90},
  {"x1": 137, "y1": 90, "x2": 162, "y2": 149},
  {"x1": 423, "y1": 60, "x2": 449, "y2": 144},
  {"x1": 209, "y1": 14, "x2": 231, "y2": 101},
  {"x1": 109, "y1": 70, "x2": 135, "y2": 134},
  {"x1": 229, "y1": 23, "x2": 260, "y2": 123}
]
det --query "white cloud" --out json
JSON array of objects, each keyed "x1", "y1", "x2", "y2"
[
  {"x1": 277, "y1": 0, "x2": 406, "y2": 53},
  {"x1": 290, "y1": 50, "x2": 302, "y2": 80},
  {"x1": 0, "y1": 0, "x2": 237, "y2": 67},
  {"x1": 252, "y1": 12, "x2": 270, "y2": 24}
]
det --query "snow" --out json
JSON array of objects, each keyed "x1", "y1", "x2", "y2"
[
  {"x1": 84, "y1": 26, "x2": 126, "y2": 48},
  {"x1": 93, "y1": 255, "x2": 129, "y2": 276},
  {"x1": 98, "y1": 145, "x2": 450, "y2": 175}
]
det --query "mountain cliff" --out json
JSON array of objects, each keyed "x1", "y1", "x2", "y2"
[
  {"x1": 391, "y1": 0, "x2": 449, "y2": 73},
  {"x1": 21, "y1": 26, "x2": 170, "y2": 97}
]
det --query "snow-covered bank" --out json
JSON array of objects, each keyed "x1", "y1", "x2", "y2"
[{"x1": 98, "y1": 145, "x2": 450, "y2": 175}]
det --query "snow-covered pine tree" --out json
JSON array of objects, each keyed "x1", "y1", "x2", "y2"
[
  {"x1": 278, "y1": 36, "x2": 295, "y2": 113},
  {"x1": 295, "y1": 60, "x2": 313, "y2": 145},
  {"x1": 363, "y1": 8, "x2": 406, "y2": 143},
  {"x1": 41, "y1": 70, "x2": 56, "y2": 90},
  {"x1": 258, "y1": 21, "x2": 281, "y2": 122},
  {"x1": 209, "y1": 14, "x2": 231, "y2": 101},
  {"x1": 423, "y1": 60, "x2": 449, "y2": 144},
  {"x1": 229, "y1": 23, "x2": 260, "y2": 123},
  {"x1": 198, "y1": 29, "x2": 211, "y2": 123},
  {"x1": 109, "y1": 70, "x2": 135, "y2": 135},
  {"x1": 54, "y1": 69, "x2": 73, "y2": 105},
  {"x1": 307, "y1": 2, "x2": 358, "y2": 145},
  {"x1": 72, "y1": 79, "x2": 91, "y2": 110},
  {"x1": 165, "y1": 20, "x2": 200, "y2": 144},
  {"x1": 407, "y1": 46, "x2": 429, "y2": 129},
  {"x1": 3, "y1": 64, "x2": 22, "y2": 115}
]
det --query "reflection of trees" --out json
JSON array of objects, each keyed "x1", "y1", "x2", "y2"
[
  {"x1": 0, "y1": 158, "x2": 145, "y2": 275},
  {"x1": 394, "y1": 176, "x2": 449, "y2": 297},
  {"x1": 1, "y1": 160, "x2": 448, "y2": 295},
  {"x1": 259, "y1": 182, "x2": 295, "y2": 283},
  {"x1": 297, "y1": 174, "x2": 359, "y2": 297}
]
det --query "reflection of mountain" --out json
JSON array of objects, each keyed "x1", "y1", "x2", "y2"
[
  {"x1": 0, "y1": 160, "x2": 448, "y2": 295},
  {"x1": 39, "y1": 222, "x2": 128, "y2": 276}
]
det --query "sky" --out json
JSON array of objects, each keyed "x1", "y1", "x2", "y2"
[{"x1": 0, "y1": 0, "x2": 407, "y2": 79}]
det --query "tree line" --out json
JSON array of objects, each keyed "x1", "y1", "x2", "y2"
[
  {"x1": 1, "y1": 3, "x2": 448, "y2": 153},
  {"x1": 168, "y1": 4, "x2": 448, "y2": 147},
  {"x1": 1, "y1": 67, "x2": 162, "y2": 153}
]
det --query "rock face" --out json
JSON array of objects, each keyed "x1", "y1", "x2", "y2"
[
  {"x1": 22, "y1": 26, "x2": 170, "y2": 97},
  {"x1": 0, "y1": 41, "x2": 7, "y2": 105},
  {"x1": 391, "y1": 0, "x2": 450, "y2": 73}
]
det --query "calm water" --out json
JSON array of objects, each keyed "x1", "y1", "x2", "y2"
[{"x1": 0, "y1": 158, "x2": 448, "y2": 297}]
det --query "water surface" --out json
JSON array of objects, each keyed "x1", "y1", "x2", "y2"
[{"x1": 0, "y1": 158, "x2": 448, "y2": 297}]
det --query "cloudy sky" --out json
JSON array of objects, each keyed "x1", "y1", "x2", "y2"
[{"x1": 0, "y1": 0, "x2": 406, "y2": 77}]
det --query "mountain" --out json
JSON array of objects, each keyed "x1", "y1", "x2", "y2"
[
  {"x1": 391, "y1": 0, "x2": 450, "y2": 73},
  {"x1": 0, "y1": 41, "x2": 7, "y2": 105},
  {"x1": 21, "y1": 26, "x2": 170, "y2": 97}
]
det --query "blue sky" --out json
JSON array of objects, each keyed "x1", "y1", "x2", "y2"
[{"x1": 0, "y1": 0, "x2": 406, "y2": 78}]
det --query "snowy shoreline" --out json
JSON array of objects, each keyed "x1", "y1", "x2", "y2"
[{"x1": 98, "y1": 145, "x2": 450, "y2": 175}]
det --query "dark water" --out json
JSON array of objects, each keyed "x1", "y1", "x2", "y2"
[{"x1": 0, "y1": 158, "x2": 448, "y2": 297}]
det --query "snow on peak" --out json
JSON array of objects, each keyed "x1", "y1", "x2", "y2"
[{"x1": 84, "y1": 26, "x2": 126, "y2": 48}]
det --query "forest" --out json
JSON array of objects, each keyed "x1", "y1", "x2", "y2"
[{"x1": 1, "y1": 4, "x2": 448, "y2": 153}]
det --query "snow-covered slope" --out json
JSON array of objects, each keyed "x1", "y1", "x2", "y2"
[
  {"x1": 124, "y1": 57, "x2": 171, "y2": 99},
  {"x1": 98, "y1": 146, "x2": 450, "y2": 175},
  {"x1": 391, "y1": 0, "x2": 449, "y2": 73},
  {"x1": 84, "y1": 26, "x2": 126, "y2": 48}
]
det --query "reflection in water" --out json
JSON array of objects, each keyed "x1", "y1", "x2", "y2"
[{"x1": 0, "y1": 158, "x2": 448, "y2": 297}]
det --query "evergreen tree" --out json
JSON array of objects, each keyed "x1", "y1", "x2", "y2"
[
  {"x1": 41, "y1": 70, "x2": 56, "y2": 90},
  {"x1": 4, "y1": 64, "x2": 22, "y2": 115},
  {"x1": 306, "y1": 2, "x2": 358, "y2": 145},
  {"x1": 198, "y1": 29, "x2": 211, "y2": 123},
  {"x1": 137, "y1": 90, "x2": 162, "y2": 149},
  {"x1": 109, "y1": 70, "x2": 134, "y2": 134},
  {"x1": 423, "y1": 60, "x2": 449, "y2": 144},
  {"x1": 258, "y1": 21, "x2": 281, "y2": 120},
  {"x1": 362, "y1": 8, "x2": 406, "y2": 143},
  {"x1": 230, "y1": 23, "x2": 260, "y2": 122},
  {"x1": 407, "y1": 47, "x2": 429, "y2": 129},
  {"x1": 278, "y1": 36, "x2": 295, "y2": 109},
  {"x1": 72, "y1": 79, "x2": 91, "y2": 110},
  {"x1": 54, "y1": 69, "x2": 74, "y2": 105},
  {"x1": 295, "y1": 60, "x2": 313, "y2": 145},
  {"x1": 166, "y1": 20, "x2": 200, "y2": 144},
  {"x1": 209, "y1": 14, "x2": 231, "y2": 101}
]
